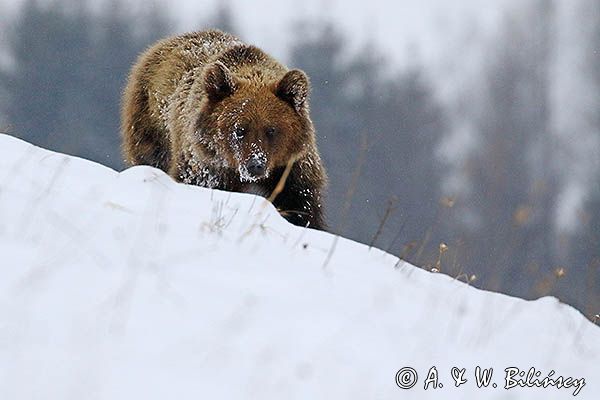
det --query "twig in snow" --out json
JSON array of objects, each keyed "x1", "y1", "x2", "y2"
[
  {"x1": 369, "y1": 196, "x2": 397, "y2": 249},
  {"x1": 322, "y1": 235, "x2": 339, "y2": 268}
]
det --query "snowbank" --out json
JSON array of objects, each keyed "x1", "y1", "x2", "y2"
[{"x1": 0, "y1": 134, "x2": 598, "y2": 399}]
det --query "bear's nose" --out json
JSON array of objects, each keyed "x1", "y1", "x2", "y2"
[{"x1": 246, "y1": 158, "x2": 266, "y2": 177}]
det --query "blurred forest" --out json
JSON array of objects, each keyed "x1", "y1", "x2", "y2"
[{"x1": 0, "y1": 0, "x2": 598, "y2": 318}]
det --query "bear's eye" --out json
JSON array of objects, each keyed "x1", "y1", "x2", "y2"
[
  {"x1": 233, "y1": 125, "x2": 246, "y2": 139},
  {"x1": 265, "y1": 126, "x2": 277, "y2": 138}
]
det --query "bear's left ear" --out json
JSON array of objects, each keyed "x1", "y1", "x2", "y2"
[{"x1": 276, "y1": 69, "x2": 310, "y2": 114}]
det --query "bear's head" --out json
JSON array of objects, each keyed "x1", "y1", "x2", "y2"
[{"x1": 196, "y1": 60, "x2": 314, "y2": 182}]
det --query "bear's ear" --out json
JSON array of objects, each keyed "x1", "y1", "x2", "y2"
[
  {"x1": 203, "y1": 61, "x2": 237, "y2": 102},
  {"x1": 276, "y1": 69, "x2": 309, "y2": 113}
]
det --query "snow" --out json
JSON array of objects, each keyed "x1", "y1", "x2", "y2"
[{"x1": 0, "y1": 133, "x2": 599, "y2": 399}]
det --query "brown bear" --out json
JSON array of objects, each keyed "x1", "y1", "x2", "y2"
[{"x1": 121, "y1": 30, "x2": 327, "y2": 230}]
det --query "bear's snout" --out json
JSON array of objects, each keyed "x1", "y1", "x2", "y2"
[{"x1": 246, "y1": 158, "x2": 266, "y2": 178}]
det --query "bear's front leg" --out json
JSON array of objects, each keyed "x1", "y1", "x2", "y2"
[{"x1": 271, "y1": 164, "x2": 326, "y2": 231}]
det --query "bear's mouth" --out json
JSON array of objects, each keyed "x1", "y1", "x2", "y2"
[{"x1": 238, "y1": 164, "x2": 269, "y2": 183}]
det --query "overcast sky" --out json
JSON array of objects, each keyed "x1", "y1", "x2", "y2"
[
  {"x1": 172, "y1": 0, "x2": 512, "y2": 68},
  {"x1": 0, "y1": 0, "x2": 513, "y2": 69}
]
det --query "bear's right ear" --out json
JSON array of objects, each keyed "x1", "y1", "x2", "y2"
[{"x1": 203, "y1": 61, "x2": 237, "y2": 102}]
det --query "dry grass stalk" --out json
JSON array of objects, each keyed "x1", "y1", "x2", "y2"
[
  {"x1": 322, "y1": 235, "x2": 340, "y2": 268},
  {"x1": 432, "y1": 242, "x2": 448, "y2": 273},
  {"x1": 369, "y1": 196, "x2": 397, "y2": 249},
  {"x1": 385, "y1": 218, "x2": 407, "y2": 253},
  {"x1": 267, "y1": 155, "x2": 297, "y2": 203},
  {"x1": 339, "y1": 131, "x2": 369, "y2": 234}
]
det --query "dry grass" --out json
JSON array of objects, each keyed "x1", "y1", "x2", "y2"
[
  {"x1": 369, "y1": 196, "x2": 397, "y2": 249},
  {"x1": 339, "y1": 131, "x2": 369, "y2": 235},
  {"x1": 267, "y1": 156, "x2": 297, "y2": 203},
  {"x1": 372, "y1": 195, "x2": 599, "y2": 322}
]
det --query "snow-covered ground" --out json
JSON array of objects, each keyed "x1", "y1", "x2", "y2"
[{"x1": 0, "y1": 133, "x2": 598, "y2": 399}]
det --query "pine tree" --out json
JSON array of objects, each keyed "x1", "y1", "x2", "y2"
[
  {"x1": 1, "y1": 0, "x2": 93, "y2": 151},
  {"x1": 0, "y1": 0, "x2": 171, "y2": 169},
  {"x1": 452, "y1": 1, "x2": 560, "y2": 297},
  {"x1": 289, "y1": 20, "x2": 447, "y2": 255}
]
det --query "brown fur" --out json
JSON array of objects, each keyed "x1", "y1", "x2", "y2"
[{"x1": 121, "y1": 30, "x2": 327, "y2": 229}]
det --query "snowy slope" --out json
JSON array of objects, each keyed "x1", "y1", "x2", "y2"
[{"x1": 0, "y1": 133, "x2": 598, "y2": 400}]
